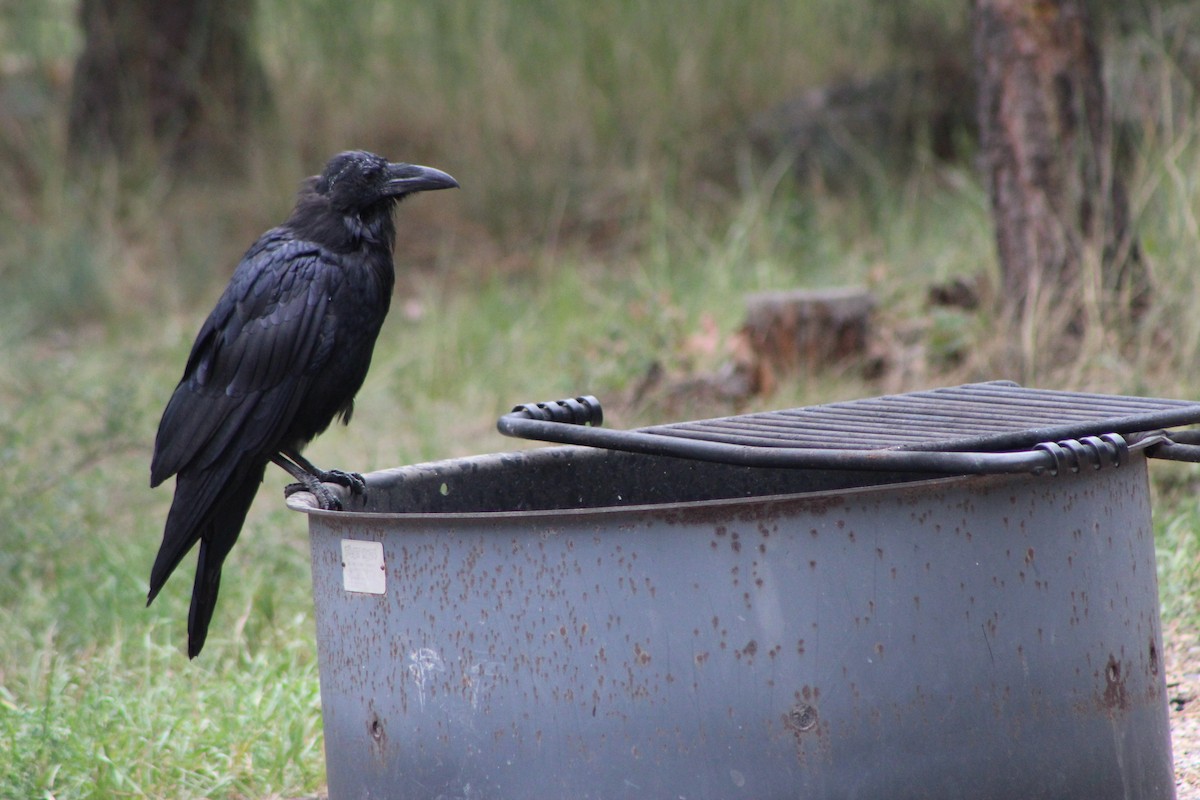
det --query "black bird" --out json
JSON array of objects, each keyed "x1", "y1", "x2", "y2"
[{"x1": 149, "y1": 150, "x2": 458, "y2": 658}]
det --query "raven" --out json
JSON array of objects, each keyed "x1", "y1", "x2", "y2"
[{"x1": 149, "y1": 150, "x2": 458, "y2": 658}]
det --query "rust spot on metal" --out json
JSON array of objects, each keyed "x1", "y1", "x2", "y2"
[
  {"x1": 366, "y1": 705, "x2": 387, "y2": 762},
  {"x1": 1149, "y1": 637, "x2": 1160, "y2": 676},
  {"x1": 1102, "y1": 654, "x2": 1128, "y2": 713},
  {"x1": 785, "y1": 702, "x2": 819, "y2": 735},
  {"x1": 743, "y1": 639, "x2": 758, "y2": 658}
]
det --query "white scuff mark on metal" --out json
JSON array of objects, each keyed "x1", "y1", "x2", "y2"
[
  {"x1": 408, "y1": 647, "x2": 446, "y2": 710},
  {"x1": 464, "y1": 657, "x2": 504, "y2": 711}
]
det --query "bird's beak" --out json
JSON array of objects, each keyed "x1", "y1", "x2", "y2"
[{"x1": 384, "y1": 163, "x2": 459, "y2": 196}]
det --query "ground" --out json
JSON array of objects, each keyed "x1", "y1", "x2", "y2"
[{"x1": 1171, "y1": 622, "x2": 1200, "y2": 799}]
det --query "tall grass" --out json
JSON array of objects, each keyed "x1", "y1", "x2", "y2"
[
  {"x1": 256, "y1": 0, "x2": 954, "y2": 240},
  {"x1": 1, "y1": 1, "x2": 1199, "y2": 797}
]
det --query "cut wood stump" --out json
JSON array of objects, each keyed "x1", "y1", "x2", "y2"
[
  {"x1": 741, "y1": 287, "x2": 875, "y2": 375},
  {"x1": 631, "y1": 287, "x2": 877, "y2": 409}
]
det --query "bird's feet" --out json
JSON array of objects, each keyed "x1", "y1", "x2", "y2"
[
  {"x1": 284, "y1": 479, "x2": 344, "y2": 511},
  {"x1": 273, "y1": 452, "x2": 366, "y2": 511},
  {"x1": 315, "y1": 468, "x2": 366, "y2": 496}
]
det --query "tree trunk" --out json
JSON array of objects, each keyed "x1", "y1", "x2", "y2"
[
  {"x1": 68, "y1": 0, "x2": 270, "y2": 167},
  {"x1": 972, "y1": 0, "x2": 1146, "y2": 321}
]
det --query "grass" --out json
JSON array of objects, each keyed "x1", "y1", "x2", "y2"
[{"x1": 1, "y1": 1, "x2": 1200, "y2": 797}]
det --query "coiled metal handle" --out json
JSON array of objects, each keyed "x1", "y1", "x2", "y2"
[
  {"x1": 1033, "y1": 433, "x2": 1129, "y2": 475},
  {"x1": 507, "y1": 396, "x2": 603, "y2": 427}
]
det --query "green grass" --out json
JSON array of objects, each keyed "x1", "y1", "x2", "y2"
[
  {"x1": 0, "y1": 635, "x2": 323, "y2": 799},
  {"x1": 0, "y1": 327, "x2": 325, "y2": 798},
  {"x1": 2, "y1": 1, "x2": 1200, "y2": 797}
]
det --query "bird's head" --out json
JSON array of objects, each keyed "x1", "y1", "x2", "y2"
[
  {"x1": 295, "y1": 150, "x2": 458, "y2": 252},
  {"x1": 316, "y1": 150, "x2": 459, "y2": 212}
]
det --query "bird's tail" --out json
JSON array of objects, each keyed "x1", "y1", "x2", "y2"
[{"x1": 148, "y1": 464, "x2": 265, "y2": 658}]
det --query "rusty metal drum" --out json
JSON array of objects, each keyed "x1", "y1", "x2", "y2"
[{"x1": 289, "y1": 444, "x2": 1174, "y2": 800}]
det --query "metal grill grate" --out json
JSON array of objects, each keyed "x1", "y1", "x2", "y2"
[
  {"x1": 498, "y1": 382, "x2": 1200, "y2": 475},
  {"x1": 645, "y1": 381, "x2": 1200, "y2": 452}
]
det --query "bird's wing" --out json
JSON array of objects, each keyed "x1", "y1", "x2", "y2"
[{"x1": 150, "y1": 234, "x2": 345, "y2": 486}]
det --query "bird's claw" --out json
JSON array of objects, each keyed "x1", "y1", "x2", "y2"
[
  {"x1": 284, "y1": 480, "x2": 344, "y2": 511},
  {"x1": 319, "y1": 469, "x2": 365, "y2": 496},
  {"x1": 280, "y1": 464, "x2": 363, "y2": 511}
]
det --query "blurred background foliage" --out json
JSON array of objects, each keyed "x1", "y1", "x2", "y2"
[{"x1": 1, "y1": 0, "x2": 987, "y2": 328}]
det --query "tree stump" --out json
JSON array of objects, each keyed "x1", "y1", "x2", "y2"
[{"x1": 741, "y1": 287, "x2": 875, "y2": 375}]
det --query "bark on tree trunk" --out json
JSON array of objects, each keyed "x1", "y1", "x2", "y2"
[
  {"x1": 972, "y1": 0, "x2": 1146, "y2": 321},
  {"x1": 68, "y1": 0, "x2": 270, "y2": 167}
]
